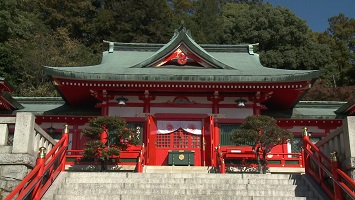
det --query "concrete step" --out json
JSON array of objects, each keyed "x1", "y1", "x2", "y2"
[
  {"x1": 143, "y1": 166, "x2": 212, "y2": 173},
  {"x1": 53, "y1": 194, "x2": 311, "y2": 200},
  {"x1": 64, "y1": 177, "x2": 304, "y2": 185},
  {"x1": 65, "y1": 171, "x2": 303, "y2": 180},
  {"x1": 58, "y1": 182, "x2": 307, "y2": 190},
  {"x1": 43, "y1": 172, "x2": 319, "y2": 200},
  {"x1": 56, "y1": 187, "x2": 310, "y2": 196}
]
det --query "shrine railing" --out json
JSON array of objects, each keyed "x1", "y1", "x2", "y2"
[
  {"x1": 0, "y1": 112, "x2": 57, "y2": 157},
  {"x1": 5, "y1": 125, "x2": 69, "y2": 200},
  {"x1": 302, "y1": 127, "x2": 355, "y2": 200},
  {"x1": 217, "y1": 146, "x2": 303, "y2": 173},
  {"x1": 65, "y1": 146, "x2": 144, "y2": 172}
]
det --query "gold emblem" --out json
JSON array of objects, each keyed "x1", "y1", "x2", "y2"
[{"x1": 178, "y1": 154, "x2": 184, "y2": 160}]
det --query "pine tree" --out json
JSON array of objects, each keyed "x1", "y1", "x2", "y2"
[
  {"x1": 230, "y1": 115, "x2": 293, "y2": 173},
  {"x1": 82, "y1": 116, "x2": 139, "y2": 171}
]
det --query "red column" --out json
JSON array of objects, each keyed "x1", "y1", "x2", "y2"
[
  {"x1": 253, "y1": 102, "x2": 261, "y2": 115},
  {"x1": 101, "y1": 101, "x2": 109, "y2": 116},
  {"x1": 142, "y1": 90, "x2": 151, "y2": 113},
  {"x1": 212, "y1": 91, "x2": 219, "y2": 114},
  {"x1": 62, "y1": 125, "x2": 69, "y2": 171}
]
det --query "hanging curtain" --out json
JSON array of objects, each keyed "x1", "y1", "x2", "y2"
[{"x1": 157, "y1": 121, "x2": 202, "y2": 135}]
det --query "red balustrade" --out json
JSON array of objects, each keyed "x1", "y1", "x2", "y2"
[
  {"x1": 302, "y1": 127, "x2": 355, "y2": 200},
  {"x1": 5, "y1": 125, "x2": 69, "y2": 200}
]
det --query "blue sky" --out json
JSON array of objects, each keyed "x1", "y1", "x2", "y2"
[{"x1": 264, "y1": 0, "x2": 355, "y2": 32}]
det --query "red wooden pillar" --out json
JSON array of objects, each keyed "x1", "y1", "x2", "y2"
[
  {"x1": 140, "y1": 90, "x2": 151, "y2": 113},
  {"x1": 101, "y1": 101, "x2": 109, "y2": 116},
  {"x1": 302, "y1": 127, "x2": 310, "y2": 173},
  {"x1": 32, "y1": 147, "x2": 46, "y2": 200},
  {"x1": 212, "y1": 91, "x2": 219, "y2": 114},
  {"x1": 253, "y1": 102, "x2": 261, "y2": 115},
  {"x1": 331, "y1": 151, "x2": 344, "y2": 200},
  {"x1": 62, "y1": 124, "x2": 69, "y2": 171}
]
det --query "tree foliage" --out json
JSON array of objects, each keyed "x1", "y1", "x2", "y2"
[
  {"x1": 82, "y1": 116, "x2": 139, "y2": 160},
  {"x1": 230, "y1": 115, "x2": 293, "y2": 173},
  {"x1": 0, "y1": 1, "x2": 353, "y2": 100}
]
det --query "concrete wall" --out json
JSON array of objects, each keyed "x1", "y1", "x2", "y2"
[
  {"x1": 0, "y1": 112, "x2": 57, "y2": 199},
  {"x1": 316, "y1": 116, "x2": 355, "y2": 179}
]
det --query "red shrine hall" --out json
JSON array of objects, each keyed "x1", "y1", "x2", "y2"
[{"x1": 2, "y1": 28, "x2": 352, "y2": 168}]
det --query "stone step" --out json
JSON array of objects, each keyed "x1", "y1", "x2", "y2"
[
  {"x1": 66, "y1": 172, "x2": 302, "y2": 180},
  {"x1": 56, "y1": 188, "x2": 309, "y2": 196},
  {"x1": 43, "y1": 172, "x2": 318, "y2": 200},
  {"x1": 143, "y1": 166, "x2": 212, "y2": 173},
  {"x1": 64, "y1": 177, "x2": 303, "y2": 185},
  {"x1": 59, "y1": 182, "x2": 308, "y2": 191},
  {"x1": 53, "y1": 194, "x2": 311, "y2": 200}
]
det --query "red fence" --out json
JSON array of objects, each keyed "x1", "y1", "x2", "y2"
[
  {"x1": 302, "y1": 129, "x2": 355, "y2": 200},
  {"x1": 65, "y1": 145, "x2": 145, "y2": 172},
  {"x1": 5, "y1": 125, "x2": 69, "y2": 200}
]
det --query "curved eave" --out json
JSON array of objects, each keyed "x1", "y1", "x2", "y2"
[
  {"x1": 0, "y1": 77, "x2": 14, "y2": 92},
  {"x1": 130, "y1": 28, "x2": 233, "y2": 69},
  {"x1": 44, "y1": 67, "x2": 319, "y2": 83}
]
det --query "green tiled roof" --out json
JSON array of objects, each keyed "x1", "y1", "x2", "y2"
[
  {"x1": 264, "y1": 101, "x2": 347, "y2": 119},
  {"x1": 44, "y1": 28, "x2": 319, "y2": 83},
  {"x1": 9, "y1": 97, "x2": 100, "y2": 116}
]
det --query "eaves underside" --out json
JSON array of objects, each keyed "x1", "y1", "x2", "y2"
[{"x1": 49, "y1": 71, "x2": 319, "y2": 82}]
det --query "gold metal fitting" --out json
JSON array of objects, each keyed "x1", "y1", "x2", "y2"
[
  {"x1": 63, "y1": 124, "x2": 69, "y2": 134},
  {"x1": 302, "y1": 127, "x2": 309, "y2": 136},
  {"x1": 330, "y1": 151, "x2": 338, "y2": 162},
  {"x1": 38, "y1": 147, "x2": 47, "y2": 158}
]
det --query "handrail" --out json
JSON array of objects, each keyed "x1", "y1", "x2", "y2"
[
  {"x1": 302, "y1": 128, "x2": 355, "y2": 200},
  {"x1": 137, "y1": 144, "x2": 145, "y2": 173},
  {"x1": 5, "y1": 125, "x2": 69, "y2": 200},
  {"x1": 216, "y1": 145, "x2": 226, "y2": 173}
]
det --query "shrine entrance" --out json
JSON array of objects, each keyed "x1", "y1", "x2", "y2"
[{"x1": 150, "y1": 120, "x2": 202, "y2": 166}]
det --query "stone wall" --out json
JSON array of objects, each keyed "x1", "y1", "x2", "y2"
[
  {"x1": 316, "y1": 116, "x2": 355, "y2": 179},
  {"x1": 342, "y1": 116, "x2": 355, "y2": 179},
  {"x1": 0, "y1": 112, "x2": 56, "y2": 199},
  {"x1": 0, "y1": 150, "x2": 36, "y2": 198}
]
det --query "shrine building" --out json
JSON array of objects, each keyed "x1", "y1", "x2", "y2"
[{"x1": 1, "y1": 28, "x2": 353, "y2": 168}]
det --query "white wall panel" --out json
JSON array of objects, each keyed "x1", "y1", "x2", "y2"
[
  {"x1": 219, "y1": 108, "x2": 253, "y2": 119},
  {"x1": 109, "y1": 107, "x2": 143, "y2": 117},
  {"x1": 151, "y1": 107, "x2": 211, "y2": 114}
]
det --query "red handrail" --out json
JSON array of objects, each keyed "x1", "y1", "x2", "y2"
[
  {"x1": 5, "y1": 125, "x2": 69, "y2": 200},
  {"x1": 137, "y1": 144, "x2": 145, "y2": 173},
  {"x1": 216, "y1": 145, "x2": 226, "y2": 173},
  {"x1": 302, "y1": 129, "x2": 355, "y2": 200}
]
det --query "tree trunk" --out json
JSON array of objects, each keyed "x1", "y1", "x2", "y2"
[
  {"x1": 100, "y1": 157, "x2": 107, "y2": 172},
  {"x1": 262, "y1": 150, "x2": 267, "y2": 174},
  {"x1": 255, "y1": 147, "x2": 262, "y2": 174}
]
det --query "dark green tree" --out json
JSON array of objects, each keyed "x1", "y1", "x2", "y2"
[
  {"x1": 190, "y1": 0, "x2": 223, "y2": 43},
  {"x1": 230, "y1": 115, "x2": 293, "y2": 173},
  {"x1": 323, "y1": 14, "x2": 355, "y2": 86},
  {"x1": 221, "y1": 3, "x2": 332, "y2": 71},
  {"x1": 83, "y1": 116, "x2": 139, "y2": 171},
  {"x1": 85, "y1": 0, "x2": 174, "y2": 44}
]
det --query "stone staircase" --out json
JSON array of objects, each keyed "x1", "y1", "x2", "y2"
[{"x1": 42, "y1": 166, "x2": 324, "y2": 200}]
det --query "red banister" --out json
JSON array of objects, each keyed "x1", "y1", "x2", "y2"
[
  {"x1": 137, "y1": 144, "x2": 145, "y2": 173},
  {"x1": 5, "y1": 125, "x2": 69, "y2": 200},
  {"x1": 302, "y1": 127, "x2": 355, "y2": 200},
  {"x1": 216, "y1": 145, "x2": 225, "y2": 173}
]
